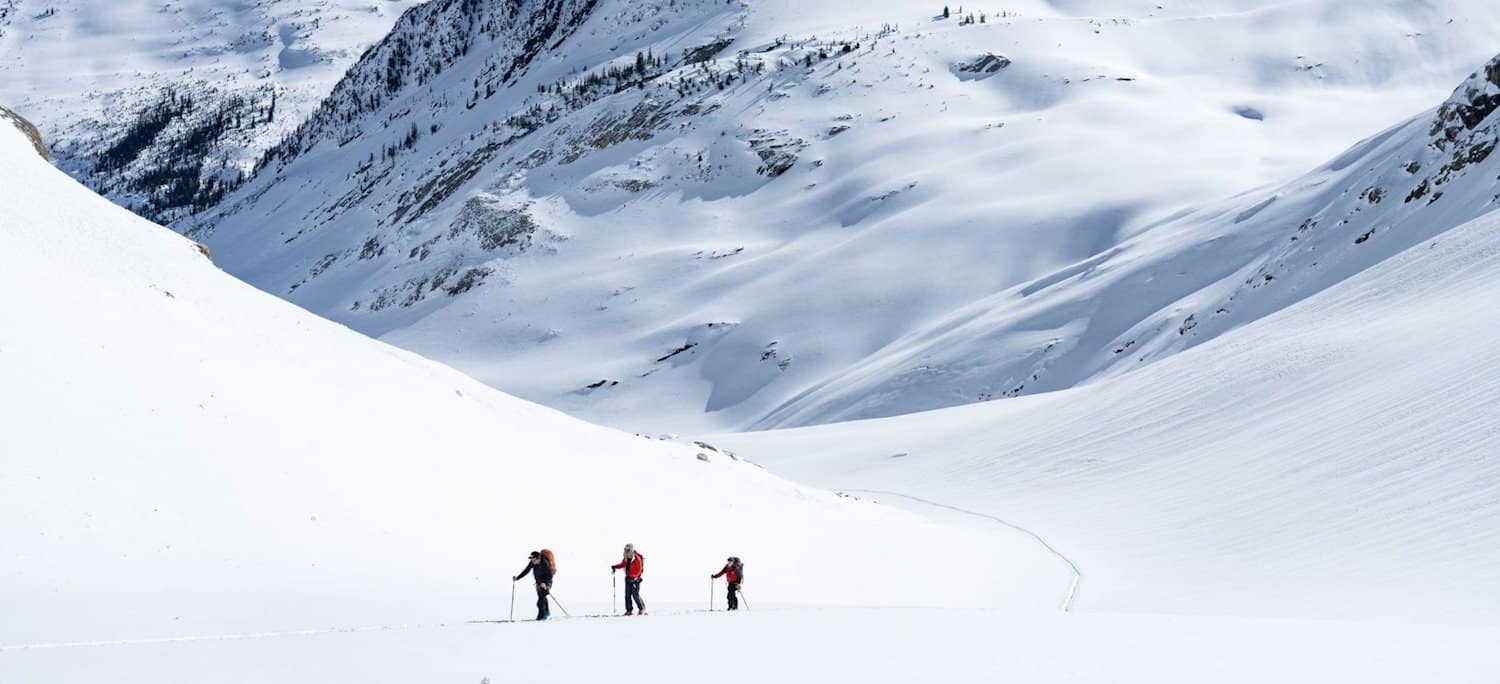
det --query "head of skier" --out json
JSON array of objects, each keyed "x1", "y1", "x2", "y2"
[{"x1": 623, "y1": 543, "x2": 635, "y2": 559}]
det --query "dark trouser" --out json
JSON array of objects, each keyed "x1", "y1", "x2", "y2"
[
  {"x1": 625, "y1": 577, "x2": 645, "y2": 612},
  {"x1": 535, "y1": 582, "x2": 551, "y2": 620},
  {"x1": 726, "y1": 581, "x2": 740, "y2": 610}
]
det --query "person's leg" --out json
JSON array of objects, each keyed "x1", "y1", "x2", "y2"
[
  {"x1": 727, "y1": 582, "x2": 738, "y2": 610},
  {"x1": 536, "y1": 583, "x2": 550, "y2": 620},
  {"x1": 628, "y1": 578, "x2": 644, "y2": 612}
]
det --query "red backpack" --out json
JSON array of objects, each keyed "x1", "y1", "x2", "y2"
[{"x1": 540, "y1": 548, "x2": 557, "y2": 575}]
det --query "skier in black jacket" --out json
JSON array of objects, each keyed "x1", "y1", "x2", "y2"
[{"x1": 514, "y1": 550, "x2": 555, "y2": 620}]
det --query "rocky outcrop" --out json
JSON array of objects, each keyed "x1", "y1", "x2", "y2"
[
  {"x1": 953, "y1": 53, "x2": 1012, "y2": 80},
  {"x1": 258, "y1": 0, "x2": 601, "y2": 171},
  {"x1": 1432, "y1": 58, "x2": 1500, "y2": 134},
  {"x1": 0, "y1": 106, "x2": 49, "y2": 161},
  {"x1": 1414, "y1": 56, "x2": 1500, "y2": 202}
]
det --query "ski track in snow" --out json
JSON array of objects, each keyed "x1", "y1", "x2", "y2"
[{"x1": 840, "y1": 489, "x2": 1082, "y2": 612}]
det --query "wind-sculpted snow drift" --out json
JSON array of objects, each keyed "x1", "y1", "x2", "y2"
[
  {"x1": 0, "y1": 121, "x2": 1062, "y2": 649},
  {"x1": 189, "y1": 0, "x2": 1500, "y2": 433}
]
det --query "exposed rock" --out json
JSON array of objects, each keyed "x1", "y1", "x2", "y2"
[
  {"x1": 954, "y1": 53, "x2": 1012, "y2": 80},
  {"x1": 443, "y1": 265, "x2": 494, "y2": 296},
  {"x1": 449, "y1": 196, "x2": 546, "y2": 254},
  {"x1": 1419, "y1": 56, "x2": 1500, "y2": 199},
  {"x1": 685, "y1": 38, "x2": 733, "y2": 65},
  {"x1": 958, "y1": 53, "x2": 1012, "y2": 75},
  {"x1": 1431, "y1": 58, "x2": 1500, "y2": 136},
  {"x1": 748, "y1": 131, "x2": 807, "y2": 177},
  {"x1": 1232, "y1": 105, "x2": 1265, "y2": 121}
]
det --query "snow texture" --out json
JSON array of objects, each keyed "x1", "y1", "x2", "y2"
[
  {"x1": 184, "y1": 0, "x2": 1500, "y2": 436},
  {"x1": 0, "y1": 0, "x2": 422, "y2": 222},
  {"x1": 721, "y1": 205, "x2": 1500, "y2": 622},
  {"x1": 0, "y1": 122, "x2": 1062, "y2": 652}
]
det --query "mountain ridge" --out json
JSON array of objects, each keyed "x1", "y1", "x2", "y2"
[
  {"x1": 0, "y1": 0, "x2": 424, "y2": 222},
  {"x1": 136, "y1": 0, "x2": 1500, "y2": 431}
]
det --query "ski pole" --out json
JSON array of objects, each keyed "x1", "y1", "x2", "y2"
[
  {"x1": 709, "y1": 577, "x2": 714, "y2": 611},
  {"x1": 612, "y1": 572, "x2": 617, "y2": 615},
  {"x1": 737, "y1": 589, "x2": 750, "y2": 611},
  {"x1": 510, "y1": 579, "x2": 516, "y2": 622},
  {"x1": 549, "y1": 592, "x2": 571, "y2": 617}
]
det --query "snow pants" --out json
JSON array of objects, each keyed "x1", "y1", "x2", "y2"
[
  {"x1": 726, "y1": 581, "x2": 740, "y2": 610},
  {"x1": 624, "y1": 577, "x2": 645, "y2": 613}
]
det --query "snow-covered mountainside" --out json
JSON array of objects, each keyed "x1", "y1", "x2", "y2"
[
  {"x1": 191, "y1": 0, "x2": 1500, "y2": 433},
  {"x1": 0, "y1": 119, "x2": 1064, "y2": 648},
  {"x1": 721, "y1": 205, "x2": 1500, "y2": 623},
  {"x1": 10, "y1": 102, "x2": 1500, "y2": 684},
  {"x1": 0, "y1": 0, "x2": 422, "y2": 223},
  {"x1": 757, "y1": 53, "x2": 1500, "y2": 427}
]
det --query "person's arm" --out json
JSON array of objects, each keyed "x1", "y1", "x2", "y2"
[
  {"x1": 611, "y1": 559, "x2": 625, "y2": 571},
  {"x1": 515, "y1": 562, "x2": 533, "y2": 580},
  {"x1": 711, "y1": 565, "x2": 726, "y2": 579}
]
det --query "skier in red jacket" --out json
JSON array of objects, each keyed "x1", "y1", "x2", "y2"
[
  {"x1": 711, "y1": 556, "x2": 744, "y2": 610},
  {"x1": 611, "y1": 543, "x2": 646, "y2": 615}
]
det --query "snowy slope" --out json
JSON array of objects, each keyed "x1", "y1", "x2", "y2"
[
  {"x1": 0, "y1": 119, "x2": 1065, "y2": 648},
  {"x1": 720, "y1": 205, "x2": 1500, "y2": 622},
  {"x1": 9, "y1": 608, "x2": 1500, "y2": 684},
  {"x1": 7, "y1": 118, "x2": 1500, "y2": 684},
  {"x1": 191, "y1": 0, "x2": 1500, "y2": 433},
  {"x1": 757, "y1": 53, "x2": 1500, "y2": 427},
  {"x1": 0, "y1": 0, "x2": 422, "y2": 222}
]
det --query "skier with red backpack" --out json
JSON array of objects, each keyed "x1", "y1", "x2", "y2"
[
  {"x1": 610, "y1": 543, "x2": 646, "y2": 615},
  {"x1": 711, "y1": 556, "x2": 745, "y2": 610},
  {"x1": 514, "y1": 549, "x2": 557, "y2": 620}
]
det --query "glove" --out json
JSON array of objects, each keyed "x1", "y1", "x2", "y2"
[{"x1": 512, "y1": 576, "x2": 519, "y2": 581}]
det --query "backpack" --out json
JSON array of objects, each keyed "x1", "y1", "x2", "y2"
[
  {"x1": 540, "y1": 548, "x2": 557, "y2": 575},
  {"x1": 732, "y1": 559, "x2": 744, "y2": 582}
]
